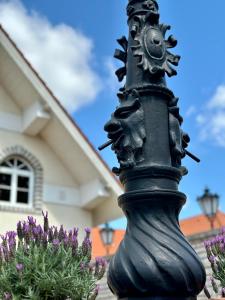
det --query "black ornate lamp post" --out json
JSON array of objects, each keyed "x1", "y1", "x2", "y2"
[
  {"x1": 100, "y1": 223, "x2": 115, "y2": 258},
  {"x1": 197, "y1": 188, "x2": 219, "y2": 229},
  {"x1": 99, "y1": 0, "x2": 206, "y2": 299}
]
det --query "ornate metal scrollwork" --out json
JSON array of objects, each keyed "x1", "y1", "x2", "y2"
[
  {"x1": 168, "y1": 97, "x2": 190, "y2": 174},
  {"x1": 104, "y1": 90, "x2": 146, "y2": 175},
  {"x1": 114, "y1": 36, "x2": 128, "y2": 82},
  {"x1": 127, "y1": 0, "x2": 159, "y2": 23},
  {"x1": 130, "y1": 0, "x2": 180, "y2": 78}
]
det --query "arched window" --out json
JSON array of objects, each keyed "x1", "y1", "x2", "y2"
[{"x1": 0, "y1": 157, "x2": 34, "y2": 208}]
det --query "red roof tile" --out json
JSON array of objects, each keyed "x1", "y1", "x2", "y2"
[
  {"x1": 180, "y1": 211, "x2": 225, "y2": 236},
  {"x1": 92, "y1": 211, "x2": 225, "y2": 258}
]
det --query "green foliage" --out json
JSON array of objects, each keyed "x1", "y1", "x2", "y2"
[{"x1": 0, "y1": 213, "x2": 106, "y2": 300}]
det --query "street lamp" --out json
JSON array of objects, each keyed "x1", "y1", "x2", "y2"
[
  {"x1": 197, "y1": 188, "x2": 219, "y2": 229},
  {"x1": 99, "y1": 0, "x2": 206, "y2": 298},
  {"x1": 100, "y1": 223, "x2": 115, "y2": 258}
]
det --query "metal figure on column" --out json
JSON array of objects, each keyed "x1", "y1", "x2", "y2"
[{"x1": 99, "y1": 0, "x2": 206, "y2": 299}]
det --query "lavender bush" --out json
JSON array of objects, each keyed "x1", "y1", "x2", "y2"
[
  {"x1": 0, "y1": 212, "x2": 106, "y2": 300},
  {"x1": 204, "y1": 228, "x2": 225, "y2": 299}
]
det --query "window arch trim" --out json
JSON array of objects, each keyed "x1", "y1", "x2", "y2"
[{"x1": 0, "y1": 146, "x2": 43, "y2": 214}]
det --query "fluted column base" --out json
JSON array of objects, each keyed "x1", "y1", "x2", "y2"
[
  {"x1": 108, "y1": 189, "x2": 206, "y2": 299},
  {"x1": 119, "y1": 297, "x2": 196, "y2": 300}
]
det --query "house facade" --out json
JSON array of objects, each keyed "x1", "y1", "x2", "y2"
[{"x1": 0, "y1": 25, "x2": 123, "y2": 237}]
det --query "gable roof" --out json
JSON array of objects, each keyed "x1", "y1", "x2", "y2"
[
  {"x1": 92, "y1": 211, "x2": 225, "y2": 257},
  {"x1": 0, "y1": 25, "x2": 123, "y2": 222},
  {"x1": 0, "y1": 25, "x2": 119, "y2": 188}
]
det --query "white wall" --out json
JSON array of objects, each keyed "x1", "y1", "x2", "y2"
[
  {"x1": 0, "y1": 203, "x2": 92, "y2": 241},
  {"x1": 0, "y1": 84, "x2": 21, "y2": 114},
  {"x1": 0, "y1": 129, "x2": 78, "y2": 187}
]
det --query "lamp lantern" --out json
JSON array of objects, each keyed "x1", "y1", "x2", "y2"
[
  {"x1": 197, "y1": 188, "x2": 219, "y2": 229},
  {"x1": 100, "y1": 223, "x2": 115, "y2": 256}
]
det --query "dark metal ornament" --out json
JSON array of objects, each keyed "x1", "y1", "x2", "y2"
[
  {"x1": 104, "y1": 90, "x2": 146, "y2": 175},
  {"x1": 132, "y1": 23, "x2": 180, "y2": 77},
  {"x1": 99, "y1": 0, "x2": 206, "y2": 299}
]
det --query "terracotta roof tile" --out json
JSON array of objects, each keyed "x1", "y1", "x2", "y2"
[
  {"x1": 92, "y1": 211, "x2": 225, "y2": 258},
  {"x1": 91, "y1": 227, "x2": 124, "y2": 258},
  {"x1": 180, "y1": 211, "x2": 225, "y2": 236}
]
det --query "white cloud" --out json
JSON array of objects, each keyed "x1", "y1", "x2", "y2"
[
  {"x1": 196, "y1": 84, "x2": 225, "y2": 147},
  {"x1": 104, "y1": 56, "x2": 123, "y2": 93},
  {"x1": 208, "y1": 85, "x2": 225, "y2": 109},
  {"x1": 0, "y1": 0, "x2": 102, "y2": 112},
  {"x1": 185, "y1": 105, "x2": 196, "y2": 117}
]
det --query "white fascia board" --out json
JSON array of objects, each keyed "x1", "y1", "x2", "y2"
[
  {"x1": 80, "y1": 179, "x2": 110, "y2": 209},
  {"x1": 0, "y1": 29, "x2": 123, "y2": 198},
  {"x1": 22, "y1": 101, "x2": 50, "y2": 136}
]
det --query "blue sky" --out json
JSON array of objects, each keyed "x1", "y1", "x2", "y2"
[{"x1": 1, "y1": 0, "x2": 225, "y2": 228}]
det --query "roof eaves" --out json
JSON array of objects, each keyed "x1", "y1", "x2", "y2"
[{"x1": 0, "y1": 24, "x2": 122, "y2": 192}]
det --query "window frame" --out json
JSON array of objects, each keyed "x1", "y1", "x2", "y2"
[{"x1": 0, "y1": 157, "x2": 34, "y2": 209}]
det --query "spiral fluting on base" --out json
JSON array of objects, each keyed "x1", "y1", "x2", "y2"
[{"x1": 108, "y1": 191, "x2": 206, "y2": 299}]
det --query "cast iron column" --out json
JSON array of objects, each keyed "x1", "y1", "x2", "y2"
[{"x1": 99, "y1": 1, "x2": 206, "y2": 299}]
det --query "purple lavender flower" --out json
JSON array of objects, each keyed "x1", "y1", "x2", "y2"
[
  {"x1": 85, "y1": 227, "x2": 91, "y2": 238},
  {"x1": 71, "y1": 236, "x2": 78, "y2": 257},
  {"x1": 17, "y1": 221, "x2": 23, "y2": 240},
  {"x1": 80, "y1": 262, "x2": 85, "y2": 271},
  {"x1": 32, "y1": 225, "x2": 42, "y2": 246},
  {"x1": 1, "y1": 235, "x2": 7, "y2": 247},
  {"x1": 48, "y1": 227, "x2": 54, "y2": 243},
  {"x1": 3, "y1": 292, "x2": 12, "y2": 300},
  {"x1": 204, "y1": 240, "x2": 212, "y2": 257},
  {"x1": 94, "y1": 257, "x2": 107, "y2": 279},
  {"x1": 6, "y1": 231, "x2": 17, "y2": 256},
  {"x1": 88, "y1": 262, "x2": 94, "y2": 273},
  {"x1": 22, "y1": 222, "x2": 30, "y2": 234},
  {"x1": 22, "y1": 223, "x2": 31, "y2": 244},
  {"x1": 0, "y1": 247, "x2": 3, "y2": 264},
  {"x1": 211, "y1": 276, "x2": 218, "y2": 294},
  {"x1": 37, "y1": 225, "x2": 43, "y2": 236},
  {"x1": 53, "y1": 226, "x2": 58, "y2": 239},
  {"x1": 219, "y1": 243, "x2": 225, "y2": 253},
  {"x1": 68, "y1": 230, "x2": 73, "y2": 239},
  {"x1": 63, "y1": 237, "x2": 69, "y2": 249},
  {"x1": 27, "y1": 216, "x2": 36, "y2": 227},
  {"x1": 89, "y1": 285, "x2": 100, "y2": 300},
  {"x1": 6, "y1": 231, "x2": 17, "y2": 241},
  {"x1": 52, "y1": 239, "x2": 60, "y2": 251},
  {"x1": 82, "y1": 237, "x2": 92, "y2": 257},
  {"x1": 209, "y1": 255, "x2": 216, "y2": 264},
  {"x1": 42, "y1": 211, "x2": 49, "y2": 233},
  {"x1": 73, "y1": 227, "x2": 79, "y2": 238},
  {"x1": 42, "y1": 232, "x2": 48, "y2": 248},
  {"x1": 204, "y1": 240, "x2": 211, "y2": 248},
  {"x1": 58, "y1": 225, "x2": 65, "y2": 242},
  {"x1": 32, "y1": 226, "x2": 39, "y2": 237},
  {"x1": 16, "y1": 263, "x2": 24, "y2": 272},
  {"x1": 2, "y1": 245, "x2": 9, "y2": 262},
  {"x1": 95, "y1": 285, "x2": 100, "y2": 294},
  {"x1": 8, "y1": 240, "x2": 16, "y2": 257}
]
